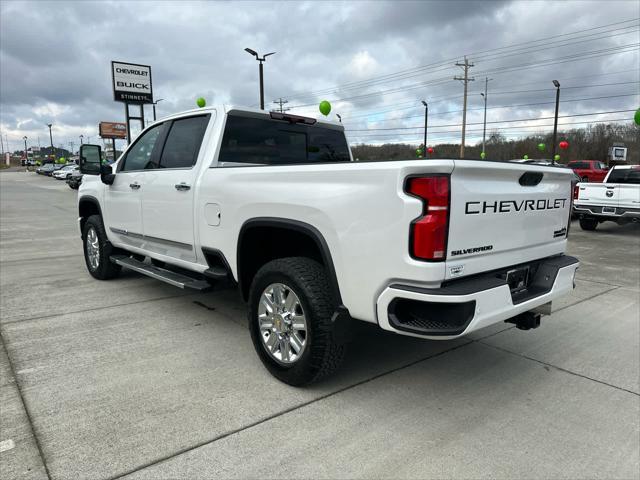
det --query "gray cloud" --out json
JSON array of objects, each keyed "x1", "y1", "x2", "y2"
[{"x1": 0, "y1": 0, "x2": 638, "y2": 152}]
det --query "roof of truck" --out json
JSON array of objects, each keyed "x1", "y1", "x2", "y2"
[{"x1": 154, "y1": 104, "x2": 342, "y2": 129}]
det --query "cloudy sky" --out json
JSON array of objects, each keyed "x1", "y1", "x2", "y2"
[{"x1": 1, "y1": 0, "x2": 638, "y2": 153}]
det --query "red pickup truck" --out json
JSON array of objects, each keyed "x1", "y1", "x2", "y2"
[{"x1": 567, "y1": 160, "x2": 608, "y2": 183}]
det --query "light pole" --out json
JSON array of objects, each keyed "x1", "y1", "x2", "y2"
[
  {"x1": 79, "y1": 134, "x2": 83, "y2": 146},
  {"x1": 23, "y1": 136, "x2": 28, "y2": 164},
  {"x1": 480, "y1": 77, "x2": 492, "y2": 156},
  {"x1": 336, "y1": 114, "x2": 342, "y2": 123},
  {"x1": 244, "y1": 48, "x2": 276, "y2": 110},
  {"x1": 152, "y1": 98, "x2": 164, "y2": 121},
  {"x1": 47, "y1": 123, "x2": 54, "y2": 160},
  {"x1": 551, "y1": 80, "x2": 561, "y2": 164},
  {"x1": 421, "y1": 100, "x2": 428, "y2": 152}
]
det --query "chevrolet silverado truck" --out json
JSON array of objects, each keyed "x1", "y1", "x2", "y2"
[
  {"x1": 77, "y1": 106, "x2": 579, "y2": 385},
  {"x1": 574, "y1": 165, "x2": 640, "y2": 230}
]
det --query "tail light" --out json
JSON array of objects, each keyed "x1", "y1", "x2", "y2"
[
  {"x1": 406, "y1": 175, "x2": 450, "y2": 261},
  {"x1": 573, "y1": 185, "x2": 580, "y2": 200}
]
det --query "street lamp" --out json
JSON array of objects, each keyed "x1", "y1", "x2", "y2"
[
  {"x1": 421, "y1": 100, "x2": 428, "y2": 152},
  {"x1": 47, "y1": 123, "x2": 54, "y2": 160},
  {"x1": 23, "y1": 136, "x2": 28, "y2": 164},
  {"x1": 245, "y1": 48, "x2": 276, "y2": 110},
  {"x1": 551, "y1": 80, "x2": 561, "y2": 164},
  {"x1": 152, "y1": 98, "x2": 164, "y2": 121},
  {"x1": 479, "y1": 77, "x2": 492, "y2": 158},
  {"x1": 79, "y1": 134, "x2": 83, "y2": 145}
]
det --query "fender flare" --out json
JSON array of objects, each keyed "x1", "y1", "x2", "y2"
[{"x1": 237, "y1": 217, "x2": 343, "y2": 305}]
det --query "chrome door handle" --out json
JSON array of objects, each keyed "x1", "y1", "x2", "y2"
[
  {"x1": 129, "y1": 182, "x2": 141, "y2": 190},
  {"x1": 175, "y1": 183, "x2": 191, "y2": 191}
]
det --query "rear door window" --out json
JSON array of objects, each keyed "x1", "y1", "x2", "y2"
[
  {"x1": 158, "y1": 115, "x2": 210, "y2": 169},
  {"x1": 218, "y1": 115, "x2": 350, "y2": 165}
]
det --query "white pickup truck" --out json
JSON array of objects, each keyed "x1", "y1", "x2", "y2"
[
  {"x1": 574, "y1": 165, "x2": 640, "y2": 230},
  {"x1": 78, "y1": 106, "x2": 579, "y2": 385}
]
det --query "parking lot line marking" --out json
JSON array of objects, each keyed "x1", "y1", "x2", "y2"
[
  {"x1": 0, "y1": 333, "x2": 52, "y2": 480},
  {"x1": 108, "y1": 339, "x2": 475, "y2": 480},
  {"x1": 0, "y1": 439, "x2": 15, "y2": 453},
  {"x1": 481, "y1": 342, "x2": 640, "y2": 397},
  {"x1": 0, "y1": 292, "x2": 198, "y2": 326}
]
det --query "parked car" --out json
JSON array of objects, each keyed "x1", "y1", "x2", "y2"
[
  {"x1": 53, "y1": 165, "x2": 79, "y2": 180},
  {"x1": 77, "y1": 106, "x2": 579, "y2": 386},
  {"x1": 66, "y1": 170, "x2": 83, "y2": 189},
  {"x1": 567, "y1": 160, "x2": 609, "y2": 183},
  {"x1": 574, "y1": 165, "x2": 640, "y2": 230},
  {"x1": 36, "y1": 164, "x2": 56, "y2": 175}
]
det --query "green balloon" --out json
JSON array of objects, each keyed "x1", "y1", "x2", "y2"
[
  {"x1": 480, "y1": 151, "x2": 486, "y2": 159},
  {"x1": 523, "y1": 154, "x2": 529, "y2": 160},
  {"x1": 537, "y1": 143, "x2": 546, "y2": 152},
  {"x1": 319, "y1": 100, "x2": 331, "y2": 116},
  {"x1": 635, "y1": 108, "x2": 640, "y2": 126},
  {"x1": 196, "y1": 97, "x2": 206, "y2": 108},
  {"x1": 554, "y1": 154, "x2": 561, "y2": 161},
  {"x1": 416, "y1": 149, "x2": 423, "y2": 155}
]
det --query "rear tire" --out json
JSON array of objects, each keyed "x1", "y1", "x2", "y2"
[
  {"x1": 248, "y1": 257, "x2": 346, "y2": 386},
  {"x1": 581, "y1": 176, "x2": 589, "y2": 182},
  {"x1": 579, "y1": 217, "x2": 598, "y2": 231},
  {"x1": 82, "y1": 215, "x2": 121, "y2": 280}
]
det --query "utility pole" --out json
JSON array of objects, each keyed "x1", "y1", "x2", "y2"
[
  {"x1": 0, "y1": 131, "x2": 4, "y2": 154},
  {"x1": 23, "y1": 136, "x2": 28, "y2": 163},
  {"x1": 272, "y1": 98, "x2": 290, "y2": 113},
  {"x1": 480, "y1": 77, "x2": 492, "y2": 156},
  {"x1": 69, "y1": 141, "x2": 75, "y2": 156},
  {"x1": 454, "y1": 56, "x2": 474, "y2": 159},
  {"x1": 421, "y1": 100, "x2": 428, "y2": 152}
]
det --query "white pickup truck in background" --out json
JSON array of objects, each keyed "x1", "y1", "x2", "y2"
[
  {"x1": 574, "y1": 165, "x2": 640, "y2": 231},
  {"x1": 77, "y1": 105, "x2": 579, "y2": 385}
]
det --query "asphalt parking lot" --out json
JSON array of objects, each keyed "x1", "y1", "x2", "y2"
[{"x1": 1, "y1": 170, "x2": 638, "y2": 480}]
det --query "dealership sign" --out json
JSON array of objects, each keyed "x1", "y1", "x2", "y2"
[
  {"x1": 99, "y1": 122, "x2": 127, "y2": 139},
  {"x1": 111, "y1": 61, "x2": 153, "y2": 104}
]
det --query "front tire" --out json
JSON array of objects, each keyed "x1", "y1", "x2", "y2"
[
  {"x1": 82, "y1": 215, "x2": 121, "y2": 279},
  {"x1": 248, "y1": 257, "x2": 346, "y2": 386},
  {"x1": 579, "y1": 217, "x2": 598, "y2": 231}
]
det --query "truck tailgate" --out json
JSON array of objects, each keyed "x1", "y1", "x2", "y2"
[
  {"x1": 575, "y1": 183, "x2": 613, "y2": 207},
  {"x1": 446, "y1": 160, "x2": 573, "y2": 280}
]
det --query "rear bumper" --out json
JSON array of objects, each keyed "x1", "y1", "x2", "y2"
[
  {"x1": 376, "y1": 255, "x2": 579, "y2": 340},
  {"x1": 574, "y1": 205, "x2": 640, "y2": 219}
]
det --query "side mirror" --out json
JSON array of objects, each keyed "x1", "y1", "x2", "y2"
[
  {"x1": 79, "y1": 144, "x2": 102, "y2": 175},
  {"x1": 100, "y1": 163, "x2": 115, "y2": 185}
]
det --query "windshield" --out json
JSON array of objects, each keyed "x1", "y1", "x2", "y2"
[{"x1": 606, "y1": 168, "x2": 640, "y2": 184}]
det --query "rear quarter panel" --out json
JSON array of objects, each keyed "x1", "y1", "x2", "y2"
[{"x1": 197, "y1": 160, "x2": 454, "y2": 322}]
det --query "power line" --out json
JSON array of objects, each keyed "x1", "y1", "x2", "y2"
[
  {"x1": 341, "y1": 68, "x2": 639, "y2": 120},
  {"x1": 344, "y1": 109, "x2": 636, "y2": 132},
  {"x1": 288, "y1": 43, "x2": 639, "y2": 108},
  {"x1": 343, "y1": 91, "x2": 639, "y2": 124},
  {"x1": 282, "y1": 18, "x2": 639, "y2": 100},
  {"x1": 347, "y1": 117, "x2": 633, "y2": 139}
]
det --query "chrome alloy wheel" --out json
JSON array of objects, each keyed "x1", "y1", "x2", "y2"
[
  {"x1": 86, "y1": 227, "x2": 100, "y2": 270},
  {"x1": 258, "y1": 283, "x2": 308, "y2": 364}
]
